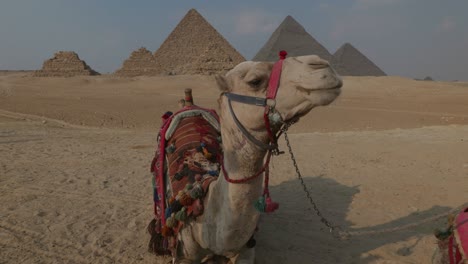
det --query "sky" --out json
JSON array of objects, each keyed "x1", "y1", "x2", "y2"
[{"x1": 1, "y1": 0, "x2": 467, "y2": 81}]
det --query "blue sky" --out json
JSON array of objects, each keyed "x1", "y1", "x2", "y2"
[{"x1": 1, "y1": 0, "x2": 467, "y2": 80}]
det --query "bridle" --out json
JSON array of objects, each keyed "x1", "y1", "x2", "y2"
[{"x1": 221, "y1": 50, "x2": 289, "y2": 186}]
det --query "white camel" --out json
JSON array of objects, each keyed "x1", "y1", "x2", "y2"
[{"x1": 172, "y1": 54, "x2": 342, "y2": 263}]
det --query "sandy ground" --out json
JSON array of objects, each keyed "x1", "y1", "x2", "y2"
[{"x1": 1, "y1": 73, "x2": 468, "y2": 263}]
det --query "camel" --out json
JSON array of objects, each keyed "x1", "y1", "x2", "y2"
[{"x1": 164, "y1": 54, "x2": 342, "y2": 263}]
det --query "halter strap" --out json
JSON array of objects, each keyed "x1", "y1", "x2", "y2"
[
  {"x1": 222, "y1": 51, "x2": 288, "y2": 185},
  {"x1": 226, "y1": 98, "x2": 277, "y2": 150},
  {"x1": 266, "y1": 50, "x2": 287, "y2": 100},
  {"x1": 224, "y1": 92, "x2": 267, "y2": 107}
]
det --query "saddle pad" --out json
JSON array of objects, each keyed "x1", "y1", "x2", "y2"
[
  {"x1": 454, "y1": 207, "x2": 468, "y2": 259},
  {"x1": 165, "y1": 115, "x2": 221, "y2": 202},
  {"x1": 148, "y1": 105, "x2": 221, "y2": 255},
  {"x1": 165, "y1": 109, "x2": 220, "y2": 140},
  {"x1": 151, "y1": 106, "x2": 221, "y2": 228}
]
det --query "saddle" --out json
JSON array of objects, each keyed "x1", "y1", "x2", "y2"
[
  {"x1": 435, "y1": 206, "x2": 468, "y2": 264},
  {"x1": 147, "y1": 90, "x2": 222, "y2": 256}
]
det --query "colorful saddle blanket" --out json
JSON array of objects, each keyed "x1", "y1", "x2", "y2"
[
  {"x1": 453, "y1": 207, "x2": 468, "y2": 263},
  {"x1": 435, "y1": 206, "x2": 468, "y2": 264},
  {"x1": 148, "y1": 105, "x2": 221, "y2": 255}
]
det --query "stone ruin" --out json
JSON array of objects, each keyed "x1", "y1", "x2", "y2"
[
  {"x1": 114, "y1": 47, "x2": 160, "y2": 77},
  {"x1": 252, "y1": 15, "x2": 347, "y2": 75},
  {"x1": 333, "y1": 43, "x2": 386, "y2": 76},
  {"x1": 253, "y1": 15, "x2": 333, "y2": 62},
  {"x1": 34, "y1": 51, "x2": 99, "y2": 77},
  {"x1": 253, "y1": 15, "x2": 386, "y2": 76},
  {"x1": 153, "y1": 9, "x2": 245, "y2": 75}
]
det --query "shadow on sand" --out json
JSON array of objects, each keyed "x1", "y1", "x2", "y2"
[{"x1": 254, "y1": 175, "x2": 450, "y2": 263}]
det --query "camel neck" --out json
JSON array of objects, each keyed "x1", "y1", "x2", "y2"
[{"x1": 219, "y1": 113, "x2": 269, "y2": 181}]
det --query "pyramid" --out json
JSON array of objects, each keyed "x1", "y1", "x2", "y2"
[
  {"x1": 333, "y1": 43, "x2": 386, "y2": 76},
  {"x1": 34, "y1": 51, "x2": 99, "y2": 77},
  {"x1": 153, "y1": 9, "x2": 245, "y2": 75},
  {"x1": 253, "y1": 16, "x2": 333, "y2": 62},
  {"x1": 114, "y1": 47, "x2": 161, "y2": 77}
]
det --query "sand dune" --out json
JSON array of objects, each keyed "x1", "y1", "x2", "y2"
[{"x1": 1, "y1": 74, "x2": 467, "y2": 263}]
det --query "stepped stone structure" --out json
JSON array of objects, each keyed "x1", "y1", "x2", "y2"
[
  {"x1": 153, "y1": 9, "x2": 245, "y2": 75},
  {"x1": 114, "y1": 47, "x2": 160, "y2": 77},
  {"x1": 253, "y1": 16, "x2": 333, "y2": 62},
  {"x1": 333, "y1": 43, "x2": 386, "y2": 76},
  {"x1": 34, "y1": 51, "x2": 99, "y2": 77},
  {"x1": 252, "y1": 16, "x2": 346, "y2": 74}
]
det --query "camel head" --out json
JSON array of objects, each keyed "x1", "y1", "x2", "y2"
[{"x1": 216, "y1": 55, "x2": 342, "y2": 127}]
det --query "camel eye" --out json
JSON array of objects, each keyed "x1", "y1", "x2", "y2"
[{"x1": 248, "y1": 79, "x2": 262, "y2": 87}]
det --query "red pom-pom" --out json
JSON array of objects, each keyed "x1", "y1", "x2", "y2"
[
  {"x1": 279, "y1": 50, "x2": 287, "y2": 60},
  {"x1": 265, "y1": 197, "x2": 279, "y2": 213}
]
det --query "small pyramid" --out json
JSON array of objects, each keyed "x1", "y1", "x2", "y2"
[
  {"x1": 153, "y1": 9, "x2": 245, "y2": 75},
  {"x1": 333, "y1": 43, "x2": 386, "y2": 76},
  {"x1": 114, "y1": 47, "x2": 161, "y2": 77},
  {"x1": 253, "y1": 16, "x2": 333, "y2": 62},
  {"x1": 34, "y1": 51, "x2": 100, "y2": 77}
]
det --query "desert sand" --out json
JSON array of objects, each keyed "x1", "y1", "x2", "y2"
[{"x1": 1, "y1": 73, "x2": 467, "y2": 263}]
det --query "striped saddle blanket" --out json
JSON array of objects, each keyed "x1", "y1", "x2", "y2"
[
  {"x1": 435, "y1": 206, "x2": 468, "y2": 264},
  {"x1": 148, "y1": 106, "x2": 221, "y2": 255}
]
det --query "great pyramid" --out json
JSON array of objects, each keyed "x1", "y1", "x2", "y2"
[
  {"x1": 153, "y1": 9, "x2": 245, "y2": 75},
  {"x1": 253, "y1": 16, "x2": 333, "y2": 62},
  {"x1": 34, "y1": 51, "x2": 100, "y2": 77},
  {"x1": 114, "y1": 47, "x2": 161, "y2": 77},
  {"x1": 333, "y1": 43, "x2": 386, "y2": 76}
]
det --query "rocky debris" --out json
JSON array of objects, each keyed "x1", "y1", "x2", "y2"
[
  {"x1": 114, "y1": 47, "x2": 161, "y2": 77},
  {"x1": 153, "y1": 9, "x2": 245, "y2": 75},
  {"x1": 333, "y1": 43, "x2": 386, "y2": 76},
  {"x1": 34, "y1": 51, "x2": 99, "y2": 77}
]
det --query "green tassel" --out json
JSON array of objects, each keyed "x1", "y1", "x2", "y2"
[
  {"x1": 166, "y1": 215, "x2": 176, "y2": 228},
  {"x1": 166, "y1": 144, "x2": 176, "y2": 153},
  {"x1": 175, "y1": 208, "x2": 187, "y2": 221},
  {"x1": 434, "y1": 227, "x2": 453, "y2": 240},
  {"x1": 254, "y1": 196, "x2": 266, "y2": 213},
  {"x1": 190, "y1": 186, "x2": 203, "y2": 199}
]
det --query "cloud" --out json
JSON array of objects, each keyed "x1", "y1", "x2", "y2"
[
  {"x1": 319, "y1": 3, "x2": 330, "y2": 9},
  {"x1": 330, "y1": 12, "x2": 404, "y2": 40},
  {"x1": 233, "y1": 10, "x2": 279, "y2": 35},
  {"x1": 435, "y1": 17, "x2": 456, "y2": 33},
  {"x1": 353, "y1": 0, "x2": 404, "y2": 10}
]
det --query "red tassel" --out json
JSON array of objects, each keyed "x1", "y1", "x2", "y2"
[
  {"x1": 279, "y1": 50, "x2": 287, "y2": 60},
  {"x1": 265, "y1": 197, "x2": 279, "y2": 213},
  {"x1": 179, "y1": 192, "x2": 194, "y2": 206}
]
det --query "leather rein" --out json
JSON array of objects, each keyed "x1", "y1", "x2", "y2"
[{"x1": 221, "y1": 50, "x2": 288, "y2": 184}]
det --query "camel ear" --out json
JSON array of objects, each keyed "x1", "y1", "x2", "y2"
[{"x1": 215, "y1": 75, "x2": 230, "y2": 92}]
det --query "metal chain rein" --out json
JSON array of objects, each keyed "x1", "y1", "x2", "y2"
[
  {"x1": 280, "y1": 121, "x2": 340, "y2": 237},
  {"x1": 280, "y1": 121, "x2": 468, "y2": 240}
]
